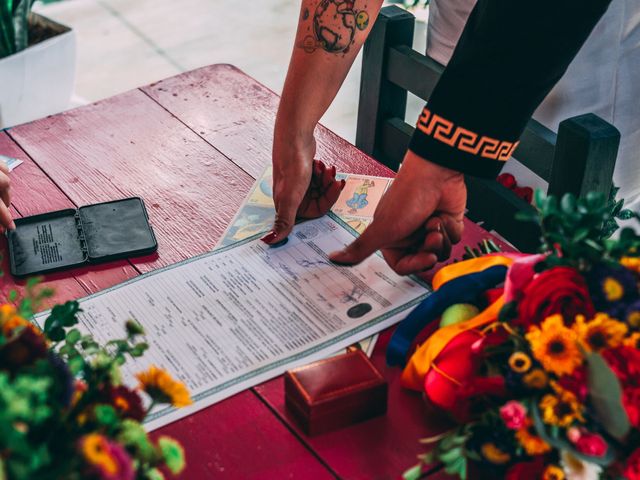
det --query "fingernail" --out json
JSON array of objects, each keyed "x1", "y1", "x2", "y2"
[
  {"x1": 261, "y1": 231, "x2": 277, "y2": 243},
  {"x1": 329, "y1": 250, "x2": 350, "y2": 265}
]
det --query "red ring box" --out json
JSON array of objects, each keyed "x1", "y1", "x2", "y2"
[{"x1": 284, "y1": 349, "x2": 388, "y2": 436}]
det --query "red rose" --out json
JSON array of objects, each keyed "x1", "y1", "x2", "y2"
[
  {"x1": 424, "y1": 329, "x2": 507, "y2": 423},
  {"x1": 624, "y1": 448, "x2": 640, "y2": 480},
  {"x1": 505, "y1": 456, "x2": 545, "y2": 480},
  {"x1": 513, "y1": 186, "x2": 533, "y2": 204},
  {"x1": 575, "y1": 432, "x2": 608, "y2": 458},
  {"x1": 497, "y1": 173, "x2": 517, "y2": 189},
  {"x1": 558, "y1": 367, "x2": 589, "y2": 402},
  {"x1": 623, "y1": 387, "x2": 640, "y2": 428},
  {"x1": 516, "y1": 267, "x2": 595, "y2": 327},
  {"x1": 602, "y1": 346, "x2": 640, "y2": 386}
]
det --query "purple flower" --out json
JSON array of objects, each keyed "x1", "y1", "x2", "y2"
[{"x1": 587, "y1": 263, "x2": 638, "y2": 317}]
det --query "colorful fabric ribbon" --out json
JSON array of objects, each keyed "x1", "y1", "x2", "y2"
[{"x1": 386, "y1": 256, "x2": 513, "y2": 368}]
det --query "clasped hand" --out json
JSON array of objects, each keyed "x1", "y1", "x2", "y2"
[
  {"x1": 0, "y1": 160, "x2": 14, "y2": 232},
  {"x1": 263, "y1": 136, "x2": 466, "y2": 276}
]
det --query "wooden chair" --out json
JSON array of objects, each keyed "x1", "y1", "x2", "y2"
[{"x1": 356, "y1": 6, "x2": 620, "y2": 252}]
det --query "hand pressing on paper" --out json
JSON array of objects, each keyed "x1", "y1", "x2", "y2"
[
  {"x1": 0, "y1": 160, "x2": 15, "y2": 232},
  {"x1": 330, "y1": 151, "x2": 466, "y2": 275},
  {"x1": 262, "y1": 133, "x2": 345, "y2": 244}
]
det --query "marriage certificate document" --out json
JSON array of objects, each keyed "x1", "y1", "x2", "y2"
[{"x1": 37, "y1": 214, "x2": 431, "y2": 430}]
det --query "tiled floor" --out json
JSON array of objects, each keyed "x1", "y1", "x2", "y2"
[{"x1": 35, "y1": 0, "x2": 427, "y2": 143}]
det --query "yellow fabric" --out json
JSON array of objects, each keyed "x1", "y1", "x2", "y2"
[
  {"x1": 401, "y1": 297, "x2": 504, "y2": 390},
  {"x1": 432, "y1": 255, "x2": 514, "y2": 290}
]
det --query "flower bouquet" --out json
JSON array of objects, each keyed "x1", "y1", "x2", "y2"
[
  {"x1": 398, "y1": 190, "x2": 640, "y2": 480},
  {"x1": 0, "y1": 282, "x2": 192, "y2": 480}
]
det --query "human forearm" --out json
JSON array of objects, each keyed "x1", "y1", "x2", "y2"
[
  {"x1": 409, "y1": 0, "x2": 612, "y2": 179},
  {"x1": 276, "y1": 0, "x2": 383, "y2": 140}
]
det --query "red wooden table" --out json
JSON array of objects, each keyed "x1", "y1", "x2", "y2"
[{"x1": 1, "y1": 64, "x2": 507, "y2": 480}]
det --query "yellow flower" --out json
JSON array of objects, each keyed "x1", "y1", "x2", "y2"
[
  {"x1": 539, "y1": 383, "x2": 585, "y2": 427},
  {"x1": 603, "y1": 277, "x2": 624, "y2": 301},
  {"x1": 508, "y1": 352, "x2": 532, "y2": 373},
  {"x1": 522, "y1": 368, "x2": 549, "y2": 389},
  {"x1": 480, "y1": 442, "x2": 510, "y2": 464},
  {"x1": 542, "y1": 465, "x2": 565, "y2": 480},
  {"x1": 136, "y1": 365, "x2": 192, "y2": 408},
  {"x1": 0, "y1": 304, "x2": 37, "y2": 337},
  {"x1": 625, "y1": 332, "x2": 640, "y2": 349},
  {"x1": 573, "y1": 313, "x2": 628, "y2": 352},
  {"x1": 80, "y1": 434, "x2": 118, "y2": 475},
  {"x1": 627, "y1": 311, "x2": 640, "y2": 329},
  {"x1": 515, "y1": 419, "x2": 551, "y2": 455},
  {"x1": 526, "y1": 315, "x2": 582, "y2": 376},
  {"x1": 621, "y1": 256, "x2": 640, "y2": 273}
]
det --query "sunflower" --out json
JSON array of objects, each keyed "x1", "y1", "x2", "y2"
[
  {"x1": 539, "y1": 383, "x2": 585, "y2": 427},
  {"x1": 624, "y1": 301, "x2": 640, "y2": 328},
  {"x1": 509, "y1": 352, "x2": 532, "y2": 373},
  {"x1": 624, "y1": 332, "x2": 640, "y2": 349},
  {"x1": 136, "y1": 365, "x2": 192, "y2": 408},
  {"x1": 621, "y1": 256, "x2": 640, "y2": 274},
  {"x1": 523, "y1": 368, "x2": 549, "y2": 389},
  {"x1": 480, "y1": 442, "x2": 511, "y2": 465},
  {"x1": 80, "y1": 434, "x2": 119, "y2": 475},
  {"x1": 514, "y1": 418, "x2": 551, "y2": 455},
  {"x1": 587, "y1": 264, "x2": 637, "y2": 315},
  {"x1": 542, "y1": 465, "x2": 565, "y2": 480},
  {"x1": 526, "y1": 315, "x2": 582, "y2": 376},
  {"x1": 573, "y1": 313, "x2": 628, "y2": 352},
  {"x1": 0, "y1": 305, "x2": 39, "y2": 338}
]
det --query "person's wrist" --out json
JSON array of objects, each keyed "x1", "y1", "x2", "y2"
[{"x1": 403, "y1": 149, "x2": 464, "y2": 184}]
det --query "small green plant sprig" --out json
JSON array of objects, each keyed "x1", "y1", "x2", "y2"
[{"x1": 516, "y1": 189, "x2": 640, "y2": 271}]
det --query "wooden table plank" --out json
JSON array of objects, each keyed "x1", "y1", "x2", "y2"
[
  {"x1": 0, "y1": 132, "x2": 135, "y2": 306},
  {"x1": 3, "y1": 96, "x2": 338, "y2": 480},
  {"x1": 8, "y1": 90, "x2": 257, "y2": 272},
  {"x1": 142, "y1": 64, "x2": 395, "y2": 179}
]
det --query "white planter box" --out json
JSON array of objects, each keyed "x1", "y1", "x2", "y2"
[{"x1": 0, "y1": 13, "x2": 76, "y2": 129}]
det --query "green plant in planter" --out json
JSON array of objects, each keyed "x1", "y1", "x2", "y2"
[{"x1": 0, "y1": 0, "x2": 36, "y2": 59}]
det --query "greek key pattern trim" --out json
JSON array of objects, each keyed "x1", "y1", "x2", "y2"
[{"x1": 416, "y1": 108, "x2": 519, "y2": 162}]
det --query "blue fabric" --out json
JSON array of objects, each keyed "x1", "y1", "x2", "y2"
[{"x1": 386, "y1": 265, "x2": 508, "y2": 367}]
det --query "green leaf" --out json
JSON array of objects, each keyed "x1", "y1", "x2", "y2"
[
  {"x1": 66, "y1": 329, "x2": 81, "y2": 345},
  {"x1": 158, "y1": 436, "x2": 186, "y2": 475},
  {"x1": 94, "y1": 404, "x2": 118, "y2": 427},
  {"x1": 586, "y1": 352, "x2": 631, "y2": 442},
  {"x1": 618, "y1": 209, "x2": 636, "y2": 220},
  {"x1": 561, "y1": 194, "x2": 576, "y2": 214},
  {"x1": 402, "y1": 465, "x2": 422, "y2": 480},
  {"x1": 125, "y1": 319, "x2": 145, "y2": 336},
  {"x1": 534, "y1": 190, "x2": 547, "y2": 210},
  {"x1": 530, "y1": 398, "x2": 616, "y2": 466}
]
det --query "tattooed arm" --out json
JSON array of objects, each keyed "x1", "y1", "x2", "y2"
[{"x1": 264, "y1": 0, "x2": 383, "y2": 245}]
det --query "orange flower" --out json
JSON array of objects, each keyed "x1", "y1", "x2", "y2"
[
  {"x1": 0, "y1": 304, "x2": 37, "y2": 337},
  {"x1": 526, "y1": 315, "x2": 582, "y2": 376},
  {"x1": 515, "y1": 418, "x2": 551, "y2": 455},
  {"x1": 136, "y1": 365, "x2": 192, "y2": 408},
  {"x1": 573, "y1": 313, "x2": 628, "y2": 352}
]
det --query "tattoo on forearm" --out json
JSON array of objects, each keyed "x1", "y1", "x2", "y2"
[{"x1": 298, "y1": 0, "x2": 370, "y2": 55}]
